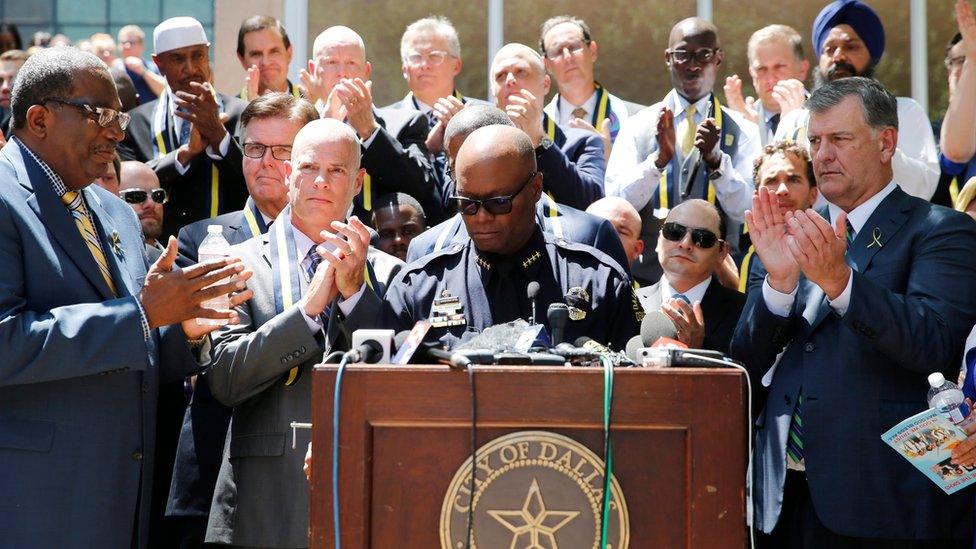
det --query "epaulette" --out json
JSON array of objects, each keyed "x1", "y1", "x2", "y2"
[{"x1": 400, "y1": 240, "x2": 466, "y2": 276}]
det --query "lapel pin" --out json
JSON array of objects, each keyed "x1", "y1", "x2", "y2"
[
  {"x1": 110, "y1": 231, "x2": 125, "y2": 259},
  {"x1": 866, "y1": 227, "x2": 883, "y2": 249}
]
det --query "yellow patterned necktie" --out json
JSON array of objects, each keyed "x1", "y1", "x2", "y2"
[
  {"x1": 61, "y1": 190, "x2": 118, "y2": 295},
  {"x1": 678, "y1": 104, "x2": 697, "y2": 156}
]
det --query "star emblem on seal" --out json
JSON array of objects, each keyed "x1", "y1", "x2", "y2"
[{"x1": 487, "y1": 478, "x2": 580, "y2": 548}]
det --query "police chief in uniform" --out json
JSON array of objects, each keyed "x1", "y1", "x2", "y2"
[{"x1": 382, "y1": 125, "x2": 639, "y2": 351}]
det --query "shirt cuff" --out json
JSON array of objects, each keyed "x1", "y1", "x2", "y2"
[
  {"x1": 360, "y1": 127, "x2": 380, "y2": 149},
  {"x1": 826, "y1": 269, "x2": 854, "y2": 316},
  {"x1": 337, "y1": 284, "x2": 366, "y2": 316},
  {"x1": 301, "y1": 307, "x2": 324, "y2": 333},
  {"x1": 133, "y1": 296, "x2": 151, "y2": 341},
  {"x1": 205, "y1": 131, "x2": 231, "y2": 161},
  {"x1": 762, "y1": 276, "x2": 798, "y2": 317},
  {"x1": 939, "y1": 152, "x2": 967, "y2": 175}
]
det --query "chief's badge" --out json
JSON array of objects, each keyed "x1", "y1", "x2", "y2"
[
  {"x1": 430, "y1": 289, "x2": 466, "y2": 328},
  {"x1": 564, "y1": 286, "x2": 590, "y2": 321}
]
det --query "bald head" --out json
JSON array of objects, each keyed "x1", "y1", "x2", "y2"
[
  {"x1": 312, "y1": 25, "x2": 365, "y2": 59},
  {"x1": 292, "y1": 118, "x2": 361, "y2": 170},
  {"x1": 669, "y1": 17, "x2": 720, "y2": 48},
  {"x1": 455, "y1": 125, "x2": 542, "y2": 256},
  {"x1": 120, "y1": 161, "x2": 163, "y2": 243},
  {"x1": 456, "y1": 125, "x2": 536, "y2": 180},
  {"x1": 491, "y1": 43, "x2": 550, "y2": 109},
  {"x1": 586, "y1": 197, "x2": 643, "y2": 265},
  {"x1": 120, "y1": 160, "x2": 160, "y2": 188},
  {"x1": 492, "y1": 43, "x2": 545, "y2": 74}
]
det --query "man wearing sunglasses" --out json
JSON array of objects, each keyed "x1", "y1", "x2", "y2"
[
  {"x1": 0, "y1": 46, "x2": 254, "y2": 548},
  {"x1": 404, "y1": 104, "x2": 630, "y2": 275},
  {"x1": 606, "y1": 17, "x2": 760, "y2": 287},
  {"x1": 119, "y1": 161, "x2": 167, "y2": 257},
  {"x1": 177, "y1": 92, "x2": 318, "y2": 263},
  {"x1": 119, "y1": 17, "x2": 249, "y2": 239},
  {"x1": 383, "y1": 124, "x2": 638, "y2": 352},
  {"x1": 635, "y1": 199, "x2": 744, "y2": 356}
]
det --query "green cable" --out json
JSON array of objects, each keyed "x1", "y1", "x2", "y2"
[{"x1": 599, "y1": 355, "x2": 614, "y2": 547}]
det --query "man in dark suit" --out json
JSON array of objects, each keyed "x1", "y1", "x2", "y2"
[
  {"x1": 169, "y1": 92, "x2": 319, "y2": 547},
  {"x1": 0, "y1": 47, "x2": 252, "y2": 549},
  {"x1": 405, "y1": 103, "x2": 628, "y2": 272},
  {"x1": 733, "y1": 78, "x2": 976, "y2": 546},
  {"x1": 204, "y1": 119, "x2": 403, "y2": 547},
  {"x1": 118, "y1": 17, "x2": 248, "y2": 239},
  {"x1": 636, "y1": 199, "x2": 744, "y2": 354},
  {"x1": 301, "y1": 25, "x2": 436, "y2": 224},
  {"x1": 177, "y1": 92, "x2": 318, "y2": 262},
  {"x1": 491, "y1": 43, "x2": 606, "y2": 211}
]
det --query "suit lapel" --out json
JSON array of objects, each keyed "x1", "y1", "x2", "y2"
[
  {"x1": 13, "y1": 143, "x2": 115, "y2": 299},
  {"x1": 846, "y1": 187, "x2": 913, "y2": 273},
  {"x1": 85, "y1": 189, "x2": 136, "y2": 298},
  {"x1": 699, "y1": 278, "x2": 726, "y2": 342},
  {"x1": 636, "y1": 280, "x2": 664, "y2": 313}
]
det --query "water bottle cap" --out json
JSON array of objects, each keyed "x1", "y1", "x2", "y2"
[
  {"x1": 207, "y1": 225, "x2": 222, "y2": 234},
  {"x1": 928, "y1": 372, "x2": 946, "y2": 388}
]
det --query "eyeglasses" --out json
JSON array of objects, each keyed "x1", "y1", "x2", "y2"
[
  {"x1": 120, "y1": 188, "x2": 168, "y2": 205},
  {"x1": 243, "y1": 142, "x2": 292, "y2": 161},
  {"x1": 661, "y1": 221, "x2": 723, "y2": 249},
  {"x1": 405, "y1": 50, "x2": 452, "y2": 67},
  {"x1": 43, "y1": 98, "x2": 130, "y2": 130},
  {"x1": 544, "y1": 41, "x2": 589, "y2": 60},
  {"x1": 666, "y1": 47, "x2": 720, "y2": 66},
  {"x1": 451, "y1": 172, "x2": 537, "y2": 216},
  {"x1": 945, "y1": 55, "x2": 966, "y2": 70}
]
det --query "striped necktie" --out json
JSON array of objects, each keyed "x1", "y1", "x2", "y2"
[
  {"x1": 304, "y1": 246, "x2": 330, "y2": 324},
  {"x1": 846, "y1": 220, "x2": 856, "y2": 245},
  {"x1": 786, "y1": 394, "x2": 804, "y2": 465},
  {"x1": 61, "y1": 190, "x2": 117, "y2": 295}
]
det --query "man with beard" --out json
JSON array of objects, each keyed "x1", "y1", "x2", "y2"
[
  {"x1": 774, "y1": 0, "x2": 939, "y2": 201},
  {"x1": 120, "y1": 161, "x2": 167, "y2": 258}
]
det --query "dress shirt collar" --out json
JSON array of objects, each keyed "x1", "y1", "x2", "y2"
[
  {"x1": 668, "y1": 89, "x2": 712, "y2": 125},
  {"x1": 556, "y1": 88, "x2": 598, "y2": 123},
  {"x1": 660, "y1": 274, "x2": 711, "y2": 305},
  {"x1": 827, "y1": 180, "x2": 898, "y2": 234},
  {"x1": 12, "y1": 135, "x2": 70, "y2": 196}
]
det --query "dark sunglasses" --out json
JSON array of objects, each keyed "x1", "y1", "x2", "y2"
[
  {"x1": 120, "y1": 188, "x2": 168, "y2": 205},
  {"x1": 451, "y1": 171, "x2": 536, "y2": 216},
  {"x1": 662, "y1": 221, "x2": 723, "y2": 249}
]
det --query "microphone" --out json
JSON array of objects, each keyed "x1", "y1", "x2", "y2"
[
  {"x1": 527, "y1": 282, "x2": 540, "y2": 324},
  {"x1": 391, "y1": 321, "x2": 432, "y2": 364},
  {"x1": 547, "y1": 303, "x2": 569, "y2": 346},
  {"x1": 640, "y1": 310, "x2": 678, "y2": 346},
  {"x1": 347, "y1": 329, "x2": 394, "y2": 363}
]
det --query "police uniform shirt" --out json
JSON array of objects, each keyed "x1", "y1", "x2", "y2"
[{"x1": 381, "y1": 225, "x2": 640, "y2": 351}]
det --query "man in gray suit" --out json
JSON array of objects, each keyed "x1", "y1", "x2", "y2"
[
  {"x1": 204, "y1": 119, "x2": 403, "y2": 547},
  {"x1": 0, "y1": 47, "x2": 252, "y2": 548}
]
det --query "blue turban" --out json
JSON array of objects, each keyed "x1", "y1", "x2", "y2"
[{"x1": 812, "y1": 0, "x2": 885, "y2": 65}]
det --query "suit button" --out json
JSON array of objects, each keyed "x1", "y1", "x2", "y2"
[
  {"x1": 300, "y1": 346, "x2": 307, "y2": 353},
  {"x1": 804, "y1": 343, "x2": 815, "y2": 352},
  {"x1": 281, "y1": 357, "x2": 288, "y2": 364},
  {"x1": 784, "y1": 394, "x2": 792, "y2": 406},
  {"x1": 132, "y1": 451, "x2": 143, "y2": 461}
]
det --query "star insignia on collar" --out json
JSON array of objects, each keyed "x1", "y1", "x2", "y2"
[
  {"x1": 476, "y1": 254, "x2": 492, "y2": 271},
  {"x1": 521, "y1": 251, "x2": 542, "y2": 269}
]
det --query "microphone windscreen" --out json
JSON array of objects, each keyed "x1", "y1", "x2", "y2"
[
  {"x1": 527, "y1": 281, "x2": 540, "y2": 300},
  {"x1": 641, "y1": 310, "x2": 677, "y2": 346},
  {"x1": 393, "y1": 330, "x2": 412, "y2": 351},
  {"x1": 625, "y1": 334, "x2": 644, "y2": 362},
  {"x1": 456, "y1": 319, "x2": 531, "y2": 352}
]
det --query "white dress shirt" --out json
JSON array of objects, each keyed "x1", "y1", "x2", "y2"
[
  {"x1": 544, "y1": 86, "x2": 633, "y2": 128},
  {"x1": 605, "y1": 89, "x2": 761, "y2": 223},
  {"x1": 660, "y1": 275, "x2": 711, "y2": 305}
]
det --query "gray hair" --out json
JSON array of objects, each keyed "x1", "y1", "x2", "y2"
[
  {"x1": 747, "y1": 24, "x2": 805, "y2": 64},
  {"x1": 10, "y1": 46, "x2": 108, "y2": 130},
  {"x1": 806, "y1": 76, "x2": 898, "y2": 130},
  {"x1": 400, "y1": 16, "x2": 460, "y2": 62}
]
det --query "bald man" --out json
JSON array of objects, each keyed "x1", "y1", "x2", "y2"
[
  {"x1": 301, "y1": 25, "x2": 439, "y2": 224},
  {"x1": 203, "y1": 119, "x2": 403, "y2": 547},
  {"x1": 491, "y1": 42, "x2": 607, "y2": 210},
  {"x1": 381, "y1": 125, "x2": 639, "y2": 353},
  {"x1": 607, "y1": 17, "x2": 760, "y2": 285},
  {"x1": 119, "y1": 160, "x2": 166, "y2": 257},
  {"x1": 586, "y1": 196, "x2": 644, "y2": 267}
]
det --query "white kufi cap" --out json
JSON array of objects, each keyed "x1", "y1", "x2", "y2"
[{"x1": 153, "y1": 16, "x2": 208, "y2": 54}]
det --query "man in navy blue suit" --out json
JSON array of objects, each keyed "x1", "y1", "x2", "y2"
[
  {"x1": 733, "y1": 77, "x2": 976, "y2": 547},
  {"x1": 0, "y1": 47, "x2": 252, "y2": 548}
]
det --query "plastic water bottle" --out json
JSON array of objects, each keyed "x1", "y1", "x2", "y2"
[
  {"x1": 927, "y1": 372, "x2": 976, "y2": 431},
  {"x1": 197, "y1": 225, "x2": 232, "y2": 326}
]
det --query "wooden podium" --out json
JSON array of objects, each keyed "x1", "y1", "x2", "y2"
[{"x1": 309, "y1": 365, "x2": 748, "y2": 548}]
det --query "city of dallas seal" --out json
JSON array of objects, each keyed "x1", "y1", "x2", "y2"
[{"x1": 440, "y1": 431, "x2": 629, "y2": 548}]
